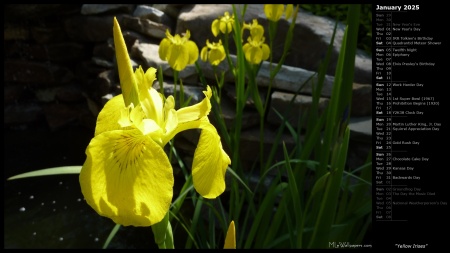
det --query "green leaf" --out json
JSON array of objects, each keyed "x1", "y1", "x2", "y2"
[
  {"x1": 227, "y1": 167, "x2": 252, "y2": 195},
  {"x1": 103, "y1": 224, "x2": 121, "y2": 249},
  {"x1": 282, "y1": 142, "x2": 303, "y2": 247},
  {"x1": 244, "y1": 182, "x2": 288, "y2": 248},
  {"x1": 7, "y1": 166, "x2": 82, "y2": 180}
]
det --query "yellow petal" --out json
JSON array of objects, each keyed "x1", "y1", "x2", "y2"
[
  {"x1": 129, "y1": 105, "x2": 162, "y2": 136},
  {"x1": 262, "y1": 43, "x2": 270, "y2": 61},
  {"x1": 95, "y1": 95, "x2": 125, "y2": 136},
  {"x1": 144, "y1": 66, "x2": 157, "y2": 88},
  {"x1": 158, "y1": 37, "x2": 171, "y2": 61},
  {"x1": 224, "y1": 220, "x2": 236, "y2": 249},
  {"x1": 149, "y1": 88, "x2": 164, "y2": 124},
  {"x1": 200, "y1": 46, "x2": 208, "y2": 62},
  {"x1": 169, "y1": 44, "x2": 189, "y2": 71},
  {"x1": 191, "y1": 122, "x2": 230, "y2": 198},
  {"x1": 113, "y1": 17, "x2": 139, "y2": 107},
  {"x1": 186, "y1": 40, "x2": 199, "y2": 65},
  {"x1": 211, "y1": 19, "x2": 220, "y2": 37},
  {"x1": 163, "y1": 95, "x2": 178, "y2": 135},
  {"x1": 245, "y1": 45, "x2": 263, "y2": 65},
  {"x1": 219, "y1": 21, "x2": 228, "y2": 34},
  {"x1": 242, "y1": 43, "x2": 251, "y2": 58},
  {"x1": 264, "y1": 4, "x2": 284, "y2": 22},
  {"x1": 225, "y1": 22, "x2": 233, "y2": 34},
  {"x1": 160, "y1": 116, "x2": 230, "y2": 197},
  {"x1": 250, "y1": 24, "x2": 264, "y2": 41},
  {"x1": 118, "y1": 104, "x2": 133, "y2": 128},
  {"x1": 134, "y1": 67, "x2": 163, "y2": 125},
  {"x1": 140, "y1": 119, "x2": 162, "y2": 136},
  {"x1": 161, "y1": 91, "x2": 212, "y2": 146},
  {"x1": 79, "y1": 128, "x2": 174, "y2": 227},
  {"x1": 209, "y1": 46, "x2": 226, "y2": 66},
  {"x1": 285, "y1": 4, "x2": 294, "y2": 20},
  {"x1": 176, "y1": 86, "x2": 212, "y2": 123}
]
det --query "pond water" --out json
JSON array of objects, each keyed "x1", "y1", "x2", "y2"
[{"x1": 4, "y1": 122, "x2": 164, "y2": 249}]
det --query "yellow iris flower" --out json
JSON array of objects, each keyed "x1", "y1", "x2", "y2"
[
  {"x1": 79, "y1": 17, "x2": 231, "y2": 227},
  {"x1": 285, "y1": 4, "x2": 294, "y2": 20},
  {"x1": 200, "y1": 39, "x2": 226, "y2": 66},
  {"x1": 242, "y1": 20, "x2": 270, "y2": 65},
  {"x1": 264, "y1": 4, "x2": 285, "y2": 22},
  {"x1": 211, "y1": 11, "x2": 234, "y2": 37},
  {"x1": 264, "y1": 4, "x2": 294, "y2": 21},
  {"x1": 159, "y1": 29, "x2": 199, "y2": 71}
]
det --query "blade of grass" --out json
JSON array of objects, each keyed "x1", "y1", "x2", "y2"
[
  {"x1": 308, "y1": 126, "x2": 351, "y2": 248},
  {"x1": 308, "y1": 5, "x2": 360, "y2": 248},
  {"x1": 170, "y1": 177, "x2": 194, "y2": 221},
  {"x1": 169, "y1": 210, "x2": 199, "y2": 249},
  {"x1": 347, "y1": 151, "x2": 372, "y2": 213},
  {"x1": 262, "y1": 184, "x2": 285, "y2": 248},
  {"x1": 298, "y1": 171, "x2": 330, "y2": 248},
  {"x1": 229, "y1": 4, "x2": 247, "y2": 228},
  {"x1": 185, "y1": 196, "x2": 204, "y2": 249},
  {"x1": 208, "y1": 207, "x2": 216, "y2": 249},
  {"x1": 227, "y1": 167, "x2": 252, "y2": 195},
  {"x1": 282, "y1": 142, "x2": 302, "y2": 225},
  {"x1": 7, "y1": 166, "x2": 82, "y2": 180},
  {"x1": 239, "y1": 169, "x2": 282, "y2": 247},
  {"x1": 243, "y1": 182, "x2": 288, "y2": 248},
  {"x1": 102, "y1": 223, "x2": 121, "y2": 249}
]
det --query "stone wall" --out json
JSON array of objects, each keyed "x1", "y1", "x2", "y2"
[{"x1": 4, "y1": 4, "x2": 372, "y2": 171}]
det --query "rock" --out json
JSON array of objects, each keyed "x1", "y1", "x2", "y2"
[{"x1": 81, "y1": 4, "x2": 135, "y2": 15}]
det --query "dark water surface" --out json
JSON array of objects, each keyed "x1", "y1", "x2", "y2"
[{"x1": 4, "y1": 122, "x2": 160, "y2": 249}]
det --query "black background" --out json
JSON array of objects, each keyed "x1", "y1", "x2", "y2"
[{"x1": 372, "y1": 2, "x2": 449, "y2": 249}]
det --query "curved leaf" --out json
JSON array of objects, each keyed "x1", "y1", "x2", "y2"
[{"x1": 7, "y1": 166, "x2": 82, "y2": 180}]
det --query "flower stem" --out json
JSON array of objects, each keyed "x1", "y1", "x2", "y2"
[{"x1": 151, "y1": 212, "x2": 174, "y2": 249}]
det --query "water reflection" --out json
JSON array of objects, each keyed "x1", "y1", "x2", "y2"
[
  {"x1": 5, "y1": 175, "x2": 159, "y2": 249},
  {"x1": 4, "y1": 125, "x2": 159, "y2": 249}
]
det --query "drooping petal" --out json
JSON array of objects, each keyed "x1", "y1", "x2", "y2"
[
  {"x1": 79, "y1": 128, "x2": 174, "y2": 227},
  {"x1": 211, "y1": 19, "x2": 220, "y2": 37},
  {"x1": 242, "y1": 43, "x2": 251, "y2": 59},
  {"x1": 200, "y1": 46, "x2": 208, "y2": 62},
  {"x1": 225, "y1": 22, "x2": 233, "y2": 34},
  {"x1": 158, "y1": 37, "x2": 171, "y2": 61},
  {"x1": 209, "y1": 50, "x2": 224, "y2": 66},
  {"x1": 219, "y1": 21, "x2": 228, "y2": 35},
  {"x1": 209, "y1": 43, "x2": 226, "y2": 66},
  {"x1": 113, "y1": 17, "x2": 139, "y2": 107},
  {"x1": 159, "y1": 113, "x2": 230, "y2": 198},
  {"x1": 191, "y1": 122, "x2": 230, "y2": 198},
  {"x1": 185, "y1": 40, "x2": 199, "y2": 65},
  {"x1": 261, "y1": 43, "x2": 270, "y2": 61},
  {"x1": 169, "y1": 44, "x2": 189, "y2": 71},
  {"x1": 244, "y1": 45, "x2": 263, "y2": 65}
]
